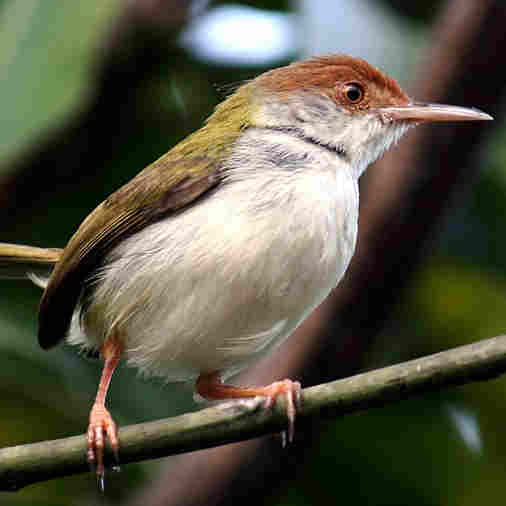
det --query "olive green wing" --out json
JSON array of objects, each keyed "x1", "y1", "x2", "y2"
[{"x1": 38, "y1": 153, "x2": 221, "y2": 349}]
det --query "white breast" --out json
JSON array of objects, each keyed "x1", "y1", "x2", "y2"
[{"x1": 73, "y1": 130, "x2": 359, "y2": 381}]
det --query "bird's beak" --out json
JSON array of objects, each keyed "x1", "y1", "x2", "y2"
[{"x1": 377, "y1": 102, "x2": 493, "y2": 123}]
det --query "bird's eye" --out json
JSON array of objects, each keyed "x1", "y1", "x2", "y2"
[{"x1": 344, "y1": 83, "x2": 364, "y2": 103}]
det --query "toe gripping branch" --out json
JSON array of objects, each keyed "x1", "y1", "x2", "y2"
[{"x1": 196, "y1": 372, "x2": 302, "y2": 445}]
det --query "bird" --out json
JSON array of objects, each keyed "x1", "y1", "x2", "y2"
[{"x1": 0, "y1": 54, "x2": 492, "y2": 481}]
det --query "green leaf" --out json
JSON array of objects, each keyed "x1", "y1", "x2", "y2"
[{"x1": 0, "y1": 0, "x2": 122, "y2": 170}]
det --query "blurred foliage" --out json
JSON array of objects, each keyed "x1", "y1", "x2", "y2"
[
  {"x1": 0, "y1": 0, "x2": 122, "y2": 169},
  {"x1": 0, "y1": 0, "x2": 506, "y2": 505}
]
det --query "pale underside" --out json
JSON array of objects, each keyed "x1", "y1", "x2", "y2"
[{"x1": 69, "y1": 128, "x2": 360, "y2": 381}]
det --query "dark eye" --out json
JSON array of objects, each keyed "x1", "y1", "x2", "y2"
[{"x1": 344, "y1": 83, "x2": 364, "y2": 103}]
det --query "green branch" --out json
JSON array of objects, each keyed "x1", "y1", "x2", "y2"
[{"x1": 2, "y1": 334, "x2": 506, "y2": 491}]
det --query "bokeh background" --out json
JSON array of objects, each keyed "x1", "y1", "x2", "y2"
[{"x1": 1, "y1": 0, "x2": 505, "y2": 504}]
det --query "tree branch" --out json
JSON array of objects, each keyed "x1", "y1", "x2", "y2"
[{"x1": 2, "y1": 334, "x2": 506, "y2": 491}]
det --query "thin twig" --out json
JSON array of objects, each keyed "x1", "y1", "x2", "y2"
[{"x1": 2, "y1": 334, "x2": 506, "y2": 491}]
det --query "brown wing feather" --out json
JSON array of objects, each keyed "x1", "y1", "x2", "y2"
[{"x1": 38, "y1": 154, "x2": 221, "y2": 349}]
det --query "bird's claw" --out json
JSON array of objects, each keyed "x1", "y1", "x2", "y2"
[
  {"x1": 195, "y1": 373, "x2": 302, "y2": 447},
  {"x1": 87, "y1": 404, "x2": 120, "y2": 489},
  {"x1": 263, "y1": 379, "x2": 302, "y2": 446}
]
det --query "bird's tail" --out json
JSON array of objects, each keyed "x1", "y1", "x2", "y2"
[{"x1": 0, "y1": 243, "x2": 62, "y2": 289}]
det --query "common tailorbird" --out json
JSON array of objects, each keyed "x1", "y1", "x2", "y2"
[{"x1": 0, "y1": 55, "x2": 492, "y2": 480}]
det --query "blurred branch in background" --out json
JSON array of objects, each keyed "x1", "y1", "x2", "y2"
[
  {"x1": 3, "y1": 333, "x2": 506, "y2": 491},
  {"x1": 129, "y1": 0, "x2": 505, "y2": 505}
]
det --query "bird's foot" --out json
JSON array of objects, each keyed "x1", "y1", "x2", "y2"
[
  {"x1": 260, "y1": 379, "x2": 302, "y2": 446},
  {"x1": 196, "y1": 373, "x2": 302, "y2": 445},
  {"x1": 87, "y1": 404, "x2": 120, "y2": 490}
]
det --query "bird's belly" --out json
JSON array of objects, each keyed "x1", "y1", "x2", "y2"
[
  {"x1": 77, "y1": 169, "x2": 358, "y2": 381},
  {"x1": 84, "y1": 244, "x2": 341, "y2": 381}
]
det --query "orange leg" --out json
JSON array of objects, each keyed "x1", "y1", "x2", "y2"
[
  {"x1": 87, "y1": 335, "x2": 122, "y2": 487},
  {"x1": 196, "y1": 372, "x2": 302, "y2": 445}
]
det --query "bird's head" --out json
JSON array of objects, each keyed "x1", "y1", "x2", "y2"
[{"x1": 231, "y1": 55, "x2": 493, "y2": 178}]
